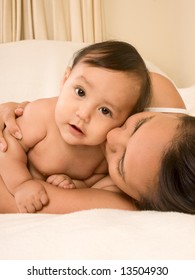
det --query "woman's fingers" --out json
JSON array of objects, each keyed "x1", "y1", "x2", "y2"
[
  {"x1": 4, "y1": 114, "x2": 23, "y2": 139},
  {"x1": 0, "y1": 101, "x2": 29, "y2": 152},
  {"x1": 0, "y1": 136, "x2": 8, "y2": 152}
]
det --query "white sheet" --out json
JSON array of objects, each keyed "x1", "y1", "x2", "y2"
[{"x1": 1, "y1": 209, "x2": 195, "y2": 260}]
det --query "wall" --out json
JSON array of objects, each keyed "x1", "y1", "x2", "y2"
[{"x1": 102, "y1": 0, "x2": 195, "y2": 87}]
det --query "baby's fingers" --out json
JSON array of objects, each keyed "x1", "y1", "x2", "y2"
[
  {"x1": 40, "y1": 191, "x2": 49, "y2": 206},
  {"x1": 59, "y1": 181, "x2": 76, "y2": 189},
  {"x1": 46, "y1": 174, "x2": 56, "y2": 184},
  {"x1": 47, "y1": 174, "x2": 69, "y2": 186},
  {"x1": 32, "y1": 189, "x2": 49, "y2": 211},
  {"x1": 25, "y1": 193, "x2": 48, "y2": 213},
  {"x1": 18, "y1": 203, "x2": 35, "y2": 213},
  {"x1": 32, "y1": 197, "x2": 47, "y2": 212}
]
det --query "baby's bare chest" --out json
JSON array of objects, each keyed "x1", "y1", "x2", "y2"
[{"x1": 27, "y1": 140, "x2": 105, "y2": 180}]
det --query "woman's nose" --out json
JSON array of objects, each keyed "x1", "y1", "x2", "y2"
[
  {"x1": 108, "y1": 125, "x2": 127, "y2": 141},
  {"x1": 107, "y1": 127, "x2": 127, "y2": 152},
  {"x1": 76, "y1": 106, "x2": 91, "y2": 123}
]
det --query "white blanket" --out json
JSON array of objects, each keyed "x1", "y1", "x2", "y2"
[
  {"x1": 1, "y1": 209, "x2": 195, "y2": 260},
  {"x1": 0, "y1": 40, "x2": 195, "y2": 260}
]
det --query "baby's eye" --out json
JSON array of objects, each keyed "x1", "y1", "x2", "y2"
[
  {"x1": 99, "y1": 107, "x2": 112, "y2": 116},
  {"x1": 75, "y1": 87, "x2": 85, "y2": 97}
]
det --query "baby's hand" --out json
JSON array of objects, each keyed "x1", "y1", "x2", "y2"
[
  {"x1": 14, "y1": 180, "x2": 48, "y2": 213},
  {"x1": 46, "y1": 174, "x2": 76, "y2": 189}
]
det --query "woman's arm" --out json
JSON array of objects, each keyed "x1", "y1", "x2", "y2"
[
  {"x1": 42, "y1": 183, "x2": 137, "y2": 214},
  {"x1": 149, "y1": 72, "x2": 186, "y2": 108},
  {"x1": 0, "y1": 125, "x2": 49, "y2": 213},
  {"x1": 0, "y1": 178, "x2": 137, "y2": 214},
  {"x1": 0, "y1": 101, "x2": 28, "y2": 151}
]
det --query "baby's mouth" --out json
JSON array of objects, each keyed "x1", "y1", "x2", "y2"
[{"x1": 70, "y1": 124, "x2": 84, "y2": 134}]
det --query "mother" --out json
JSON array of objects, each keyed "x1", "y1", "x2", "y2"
[{"x1": 0, "y1": 74, "x2": 194, "y2": 214}]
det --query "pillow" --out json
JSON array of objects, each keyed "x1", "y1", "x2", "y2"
[
  {"x1": 144, "y1": 59, "x2": 170, "y2": 78},
  {"x1": 0, "y1": 40, "x2": 194, "y2": 116},
  {"x1": 0, "y1": 40, "x2": 88, "y2": 102}
]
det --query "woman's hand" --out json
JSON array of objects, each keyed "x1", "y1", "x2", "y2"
[{"x1": 0, "y1": 101, "x2": 29, "y2": 152}]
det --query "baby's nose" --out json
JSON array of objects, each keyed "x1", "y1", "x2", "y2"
[{"x1": 76, "y1": 106, "x2": 91, "y2": 123}]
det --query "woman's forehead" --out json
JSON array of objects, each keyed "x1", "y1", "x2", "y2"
[{"x1": 123, "y1": 113, "x2": 180, "y2": 200}]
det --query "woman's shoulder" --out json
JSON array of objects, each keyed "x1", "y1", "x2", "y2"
[{"x1": 149, "y1": 72, "x2": 186, "y2": 108}]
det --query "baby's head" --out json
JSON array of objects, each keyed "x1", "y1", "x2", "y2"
[
  {"x1": 72, "y1": 40, "x2": 151, "y2": 114},
  {"x1": 56, "y1": 41, "x2": 151, "y2": 146}
]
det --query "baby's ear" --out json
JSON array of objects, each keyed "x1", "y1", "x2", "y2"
[{"x1": 60, "y1": 67, "x2": 72, "y2": 87}]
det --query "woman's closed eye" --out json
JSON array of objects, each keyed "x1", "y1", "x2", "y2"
[
  {"x1": 132, "y1": 116, "x2": 154, "y2": 135},
  {"x1": 75, "y1": 87, "x2": 85, "y2": 97},
  {"x1": 118, "y1": 152, "x2": 125, "y2": 179}
]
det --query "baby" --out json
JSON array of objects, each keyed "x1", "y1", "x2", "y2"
[{"x1": 0, "y1": 40, "x2": 151, "y2": 213}]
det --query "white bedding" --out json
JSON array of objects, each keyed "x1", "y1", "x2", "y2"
[
  {"x1": 1, "y1": 209, "x2": 195, "y2": 260},
  {"x1": 0, "y1": 40, "x2": 195, "y2": 260}
]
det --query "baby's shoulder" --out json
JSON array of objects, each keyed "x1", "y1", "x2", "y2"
[
  {"x1": 23, "y1": 97, "x2": 57, "y2": 121},
  {"x1": 27, "y1": 97, "x2": 57, "y2": 112}
]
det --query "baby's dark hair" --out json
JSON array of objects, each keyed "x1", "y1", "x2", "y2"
[
  {"x1": 72, "y1": 40, "x2": 151, "y2": 114},
  {"x1": 136, "y1": 115, "x2": 195, "y2": 214}
]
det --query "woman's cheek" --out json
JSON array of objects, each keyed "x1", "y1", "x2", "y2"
[{"x1": 108, "y1": 161, "x2": 118, "y2": 182}]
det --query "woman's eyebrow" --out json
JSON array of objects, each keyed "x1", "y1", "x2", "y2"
[{"x1": 132, "y1": 115, "x2": 155, "y2": 135}]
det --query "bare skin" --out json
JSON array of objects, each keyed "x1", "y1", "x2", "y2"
[
  {"x1": 0, "y1": 72, "x2": 185, "y2": 152},
  {"x1": 0, "y1": 73, "x2": 186, "y2": 214},
  {"x1": 0, "y1": 63, "x2": 140, "y2": 213},
  {"x1": 0, "y1": 177, "x2": 136, "y2": 213},
  {"x1": 0, "y1": 111, "x2": 182, "y2": 214},
  {"x1": 149, "y1": 72, "x2": 185, "y2": 108}
]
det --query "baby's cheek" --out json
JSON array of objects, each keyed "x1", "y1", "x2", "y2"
[{"x1": 93, "y1": 130, "x2": 108, "y2": 143}]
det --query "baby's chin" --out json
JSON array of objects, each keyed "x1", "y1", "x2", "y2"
[{"x1": 85, "y1": 137, "x2": 107, "y2": 147}]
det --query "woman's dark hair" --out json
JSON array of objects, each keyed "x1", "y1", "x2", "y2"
[
  {"x1": 136, "y1": 115, "x2": 195, "y2": 214},
  {"x1": 72, "y1": 40, "x2": 151, "y2": 114}
]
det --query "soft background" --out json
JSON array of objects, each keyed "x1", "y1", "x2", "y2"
[{"x1": 0, "y1": 0, "x2": 195, "y2": 88}]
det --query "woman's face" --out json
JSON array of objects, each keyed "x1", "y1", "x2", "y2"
[{"x1": 105, "y1": 112, "x2": 180, "y2": 201}]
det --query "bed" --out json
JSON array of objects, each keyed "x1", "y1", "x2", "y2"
[{"x1": 0, "y1": 40, "x2": 195, "y2": 260}]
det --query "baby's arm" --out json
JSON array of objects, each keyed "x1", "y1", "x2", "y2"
[
  {"x1": 0, "y1": 100, "x2": 52, "y2": 212},
  {"x1": 47, "y1": 156, "x2": 108, "y2": 189},
  {"x1": 0, "y1": 128, "x2": 48, "y2": 213}
]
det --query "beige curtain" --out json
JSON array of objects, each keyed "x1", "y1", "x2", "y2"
[{"x1": 0, "y1": 0, "x2": 103, "y2": 43}]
